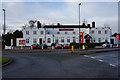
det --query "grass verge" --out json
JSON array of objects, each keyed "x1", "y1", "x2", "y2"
[{"x1": 0, "y1": 57, "x2": 10, "y2": 65}]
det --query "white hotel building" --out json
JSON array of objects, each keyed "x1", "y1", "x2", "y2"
[{"x1": 20, "y1": 21, "x2": 113, "y2": 46}]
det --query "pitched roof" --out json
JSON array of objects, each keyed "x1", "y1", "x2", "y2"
[
  {"x1": 84, "y1": 34, "x2": 92, "y2": 39},
  {"x1": 43, "y1": 25, "x2": 90, "y2": 28}
]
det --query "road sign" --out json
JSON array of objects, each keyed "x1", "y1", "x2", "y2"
[{"x1": 116, "y1": 34, "x2": 120, "y2": 40}]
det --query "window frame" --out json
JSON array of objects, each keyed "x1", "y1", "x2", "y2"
[
  {"x1": 26, "y1": 31, "x2": 29, "y2": 35},
  {"x1": 33, "y1": 31, "x2": 37, "y2": 35}
]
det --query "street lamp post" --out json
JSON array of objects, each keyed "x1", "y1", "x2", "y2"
[
  {"x1": 2, "y1": 9, "x2": 6, "y2": 36},
  {"x1": 79, "y1": 3, "x2": 81, "y2": 43},
  {"x1": 2, "y1": 9, "x2": 6, "y2": 49}
]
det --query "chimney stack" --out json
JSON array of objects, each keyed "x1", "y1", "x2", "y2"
[
  {"x1": 37, "y1": 21, "x2": 41, "y2": 28},
  {"x1": 87, "y1": 24, "x2": 90, "y2": 28},
  {"x1": 92, "y1": 21, "x2": 95, "y2": 28},
  {"x1": 57, "y1": 23, "x2": 60, "y2": 26}
]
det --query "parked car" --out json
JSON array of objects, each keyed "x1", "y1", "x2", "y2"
[
  {"x1": 102, "y1": 43, "x2": 113, "y2": 48},
  {"x1": 30, "y1": 44, "x2": 39, "y2": 49},
  {"x1": 38, "y1": 44, "x2": 48, "y2": 49},
  {"x1": 55, "y1": 44, "x2": 62, "y2": 49},
  {"x1": 63, "y1": 44, "x2": 69, "y2": 49}
]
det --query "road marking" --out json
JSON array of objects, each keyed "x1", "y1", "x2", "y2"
[
  {"x1": 84, "y1": 55, "x2": 89, "y2": 57},
  {"x1": 90, "y1": 57, "x2": 96, "y2": 59},
  {"x1": 109, "y1": 64, "x2": 116, "y2": 67},
  {"x1": 98, "y1": 59, "x2": 104, "y2": 62}
]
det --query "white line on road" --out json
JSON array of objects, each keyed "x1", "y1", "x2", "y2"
[
  {"x1": 90, "y1": 57, "x2": 96, "y2": 59},
  {"x1": 84, "y1": 55, "x2": 89, "y2": 57},
  {"x1": 98, "y1": 59, "x2": 104, "y2": 62},
  {"x1": 109, "y1": 64, "x2": 116, "y2": 67}
]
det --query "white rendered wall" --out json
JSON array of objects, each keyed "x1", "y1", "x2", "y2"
[{"x1": 90, "y1": 27, "x2": 112, "y2": 43}]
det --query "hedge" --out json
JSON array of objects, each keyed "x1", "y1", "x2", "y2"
[{"x1": 70, "y1": 42, "x2": 103, "y2": 49}]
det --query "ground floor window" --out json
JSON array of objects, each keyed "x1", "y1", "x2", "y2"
[
  {"x1": 61, "y1": 37, "x2": 64, "y2": 43},
  {"x1": 47, "y1": 38, "x2": 51, "y2": 43},
  {"x1": 105, "y1": 38, "x2": 108, "y2": 42},
  {"x1": 26, "y1": 39, "x2": 29, "y2": 43},
  {"x1": 73, "y1": 36, "x2": 76, "y2": 42},
  {"x1": 55, "y1": 37, "x2": 59, "y2": 43},
  {"x1": 98, "y1": 38, "x2": 101, "y2": 43},
  {"x1": 67, "y1": 37, "x2": 70, "y2": 43},
  {"x1": 33, "y1": 39, "x2": 37, "y2": 43}
]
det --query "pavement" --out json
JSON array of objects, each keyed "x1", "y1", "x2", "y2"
[{"x1": 2, "y1": 48, "x2": 120, "y2": 78}]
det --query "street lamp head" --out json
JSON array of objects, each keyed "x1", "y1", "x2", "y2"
[
  {"x1": 79, "y1": 3, "x2": 81, "y2": 5},
  {"x1": 2, "y1": 9, "x2": 5, "y2": 11}
]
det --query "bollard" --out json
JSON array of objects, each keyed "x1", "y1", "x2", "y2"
[
  {"x1": 82, "y1": 45, "x2": 85, "y2": 50},
  {"x1": 72, "y1": 45, "x2": 74, "y2": 53}
]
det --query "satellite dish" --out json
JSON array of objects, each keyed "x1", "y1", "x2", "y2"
[{"x1": 29, "y1": 20, "x2": 37, "y2": 27}]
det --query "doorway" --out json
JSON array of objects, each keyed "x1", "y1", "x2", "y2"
[
  {"x1": 39, "y1": 38, "x2": 42, "y2": 44},
  {"x1": 85, "y1": 39, "x2": 90, "y2": 43},
  {"x1": 110, "y1": 39, "x2": 114, "y2": 44}
]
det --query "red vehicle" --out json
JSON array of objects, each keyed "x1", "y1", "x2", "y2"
[
  {"x1": 30, "y1": 44, "x2": 39, "y2": 49},
  {"x1": 55, "y1": 44, "x2": 62, "y2": 49},
  {"x1": 63, "y1": 44, "x2": 69, "y2": 49}
]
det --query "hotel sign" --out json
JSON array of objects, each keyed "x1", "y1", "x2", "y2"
[{"x1": 59, "y1": 29, "x2": 74, "y2": 31}]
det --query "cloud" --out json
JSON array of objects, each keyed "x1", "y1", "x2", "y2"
[
  {"x1": 2, "y1": 0, "x2": 120, "y2": 2},
  {"x1": 1, "y1": 2, "x2": 118, "y2": 34}
]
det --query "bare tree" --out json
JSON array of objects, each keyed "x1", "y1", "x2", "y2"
[
  {"x1": 104, "y1": 23, "x2": 110, "y2": 27},
  {"x1": 82, "y1": 19, "x2": 88, "y2": 26}
]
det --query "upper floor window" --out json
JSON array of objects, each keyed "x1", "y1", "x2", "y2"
[
  {"x1": 91, "y1": 30, "x2": 94, "y2": 34},
  {"x1": 98, "y1": 30, "x2": 101, "y2": 34},
  {"x1": 33, "y1": 31, "x2": 37, "y2": 35},
  {"x1": 26, "y1": 31, "x2": 29, "y2": 35},
  {"x1": 57, "y1": 32, "x2": 60, "y2": 34},
  {"x1": 47, "y1": 32, "x2": 50, "y2": 34},
  {"x1": 65, "y1": 32, "x2": 68, "y2": 34},
  {"x1": 41, "y1": 31, "x2": 44, "y2": 34},
  {"x1": 105, "y1": 30, "x2": 107, "y2": 34},
  {"x1": 73, "y1": 32, "x2": 76, "y2": 34}
]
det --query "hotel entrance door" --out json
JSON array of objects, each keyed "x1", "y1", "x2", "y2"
[{"x1": 39, "y1": 38, "x2": 42, "y2": 44}]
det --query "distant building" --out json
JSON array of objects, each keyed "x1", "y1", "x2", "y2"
[{"x1": 17, "y1": 21, "x2": 113, "y2": 46}]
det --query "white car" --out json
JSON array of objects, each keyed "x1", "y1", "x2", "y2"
[{"x1": 102, "y1": 43, "x2": 113, "y2": 48}]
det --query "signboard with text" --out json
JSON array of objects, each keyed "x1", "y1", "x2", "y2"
[
  {"x1": 19, "y1": 40, "x2": 25, "y2": 45},
  {"x1": 116, "y1": 34, "x2": 120, "y2": 40},
  {"x1": 59, "y1": 29, "x2": 74, "y2": 31},
  {"x1": 80, "y1": 32, "x2": 83, "y2": 43}
]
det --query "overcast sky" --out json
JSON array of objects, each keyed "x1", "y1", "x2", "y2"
[{"x1": 1, "y1": 1, "x2": 118, "y2": 34}]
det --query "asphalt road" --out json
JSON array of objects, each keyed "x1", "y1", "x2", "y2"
[{"x1": 2, "y1": 50, "x2": 119, "y2": 78}]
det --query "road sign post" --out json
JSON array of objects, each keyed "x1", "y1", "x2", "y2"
[{"x1": 116, "y1": 34, "x2": 120, "y2": 47}]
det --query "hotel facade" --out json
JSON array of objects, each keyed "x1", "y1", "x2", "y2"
[{"x1": 18, "y1": 21, "x2": 113, "y2": 46}]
